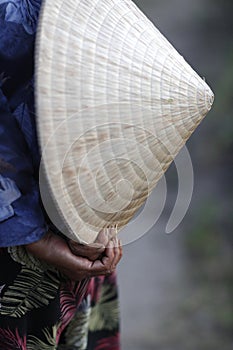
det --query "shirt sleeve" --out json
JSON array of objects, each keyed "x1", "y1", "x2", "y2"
[{"x1": 0, "y1": 86, "x2": 47, "y2": 247}]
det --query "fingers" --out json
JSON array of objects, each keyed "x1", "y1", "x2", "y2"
[
  {"x1": 68, "y1": 240, "x2": 105, "y2": 261},
  {"x1": 69, "y1": 224, "x2": 118, "y2": 261},
  {"x1": 95, "y1": 224, "x2": 118, "y2": 246},
  {"x1": 107, "y1": 224, "x2": 118, "y2": 240},
  {"x1": 106, "y1": 237, "x2": 123, "y2": 274},
  {"x1": 111, "y1": 237, "x2": 123, "y2": 270},
  {"x1": 90, "y1": 237, "x2": 122, "y2": 277},
  {"x1": 101, "y1": 239, "x2": 115, "y2": 272},
  {"x1": 64, "y1": 224, "x2": 121, "y2": 280},
  {"x1": 94, "y1": 228, "x2": 109, "y2": 247}
]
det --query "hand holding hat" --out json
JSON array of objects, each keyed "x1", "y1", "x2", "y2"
[{"x1": 25, "y1": 227, "x2": 122, "y2": 281}]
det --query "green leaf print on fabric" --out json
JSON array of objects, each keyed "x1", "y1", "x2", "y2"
[
  {"x1": 89, "y1": 283, "x2": 119, "y2": 332},
  {"x1": 0, "y1": 267, "x2": 60, "y2": 318},
  {"x1": 8, "y1": 245, "x2": 53, "y2": 272},
  {"x1": 27, "y1": 325, "x2": 60, "y2": 350}
]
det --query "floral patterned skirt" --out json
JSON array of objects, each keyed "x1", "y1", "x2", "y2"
[{"x1": 0, "y1": 247, "x2": 120, "y2": 350}]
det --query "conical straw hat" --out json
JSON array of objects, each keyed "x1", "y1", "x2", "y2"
[{"x1": 35, "y1": 0, "x2": 214, "y2": 243}]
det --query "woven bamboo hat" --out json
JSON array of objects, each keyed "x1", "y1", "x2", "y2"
[{"x1": 35, "y1": 0, "x2": 214, "y2": 243}]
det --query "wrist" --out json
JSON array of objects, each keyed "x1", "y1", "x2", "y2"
[{"x1": 25, "y1": 230, "x2": 71, "y2": 268}]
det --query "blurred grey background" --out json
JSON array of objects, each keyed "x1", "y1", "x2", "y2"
[{"x1": 118, "y1": 0, "x2": 233, "y2": 349}]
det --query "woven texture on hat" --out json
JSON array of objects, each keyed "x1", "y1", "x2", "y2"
[{"x1": 35, "y1": 0, "x2": 214, "y2": 243}]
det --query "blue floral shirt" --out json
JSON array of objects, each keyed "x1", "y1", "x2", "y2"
[{"x1": 0, "y1": 0, "x2": 47, "y2": 246}]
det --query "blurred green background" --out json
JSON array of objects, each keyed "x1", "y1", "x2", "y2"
[{"x1": 118, "y1": 0, "x2": 233, "y2": 349}]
